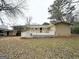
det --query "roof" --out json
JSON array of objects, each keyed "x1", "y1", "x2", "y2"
[
  {"x1": 53, "y1": 21, "x2": 72, "y2": 25},
  {"x1": 0, "y1": 25, "x2": 13, "y2": 31}
]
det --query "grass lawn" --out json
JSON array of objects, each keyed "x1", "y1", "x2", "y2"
[{"x1": 0, "y1": 37, "x2": 79, "y2": 59}]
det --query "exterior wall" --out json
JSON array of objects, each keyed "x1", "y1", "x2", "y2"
[
  {"x1": 8, "y1": 31, "x2": 17, "y2": 36},
  {"x1": 27, "y1": 28, "x2": 50, "y2": 33},
  {"x1": 25, "y1": 25, "x2": 56, "y2": 34},
  {"x1": 21, "y1": 24, "x2": 71, "y2": 38},
  {"x1": 49, "y1": 25, "x2": 56, "y2": 36},
  {"x1": 55, "y1": 24, "x2": 71, "y2": 36},
  {"x1": 24, "y1": 24, "x2": 71, "y2": 37},
  {"x1": 42, "y1": 28, "x2": 49, "y2": 33},
  {"x1": 29, "y1": 28, "x2": 40, "y2": 33}
]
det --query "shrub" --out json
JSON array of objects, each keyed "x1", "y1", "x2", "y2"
[{"x1": 71, "y1": 27, "x2": 79, "y2": 34}]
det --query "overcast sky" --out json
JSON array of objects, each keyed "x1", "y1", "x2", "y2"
[{"x1": 26, "y1": 0, "x2": 55, "y2": 24}]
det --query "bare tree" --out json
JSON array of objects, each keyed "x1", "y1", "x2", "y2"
[
  {"x1": 26, "y1": 16, "x2": 32, "y2": 25},
  {"x1": 0, "y1": 0, "x2": 26, "y2": 17},
  {"x1": 0, "y1": 18, "x2": 4, "y2": 24},
  {"x1": 0, "y1": 0, "x2": 27, "y2": 26}
]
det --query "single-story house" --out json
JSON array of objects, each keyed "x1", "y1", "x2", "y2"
[{"x1": 21, "y1": 21, "x2": 72, "y2": 38}]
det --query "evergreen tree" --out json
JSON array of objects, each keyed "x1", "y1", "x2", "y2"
[{"x1": 48, "y1": 0, "x2": 75, "y2": 23}]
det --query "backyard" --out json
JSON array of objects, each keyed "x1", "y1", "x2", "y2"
[{"x1": 0, "y1": 36, "x2": 79, "y2": 59}]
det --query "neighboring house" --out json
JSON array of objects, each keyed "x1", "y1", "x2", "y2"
[
  {"x1": 0, "y1": 25, "x2": 13, "y2": 36},
  {"x1": 11, "y1": 25, "x2": 25, "y2": 36},
  {"x1": 0, "y1": 25, "x2": 26, "y2": 36},
  {"x1": 21, "y1": 21, "x2": 71, "y2": 38},
  {"x1": 0, "y1": 18, "x2": 14, "y2": 36}
]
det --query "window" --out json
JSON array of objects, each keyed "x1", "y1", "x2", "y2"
[
  {"x1": 40, "y1": 27, "x2": 42, "y2": 33},
  {"x1": 35, "y1": 28, "x2": 37, "y2": 30}
]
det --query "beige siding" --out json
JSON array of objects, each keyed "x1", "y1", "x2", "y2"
[
  {"x1": 49, "y1": 25, "x2": 56, "y2": 35},
  {"x1": 27, "y1": 28, "x2": 50, "y2": 33},
  {"x1": 42, "y1": 28, "x2": 49, "y2": 33},
  {"x1": 29, "y1": 28, "x2": 40, "y2": 33},
  {"x1": 9, "y1": 31, "x2": 17, "y2": 36},
  {"x1": 55, "y1": 24, "x2": 71, "y2": 36},
  {"x1": 50, "y1": 25, "x2": 56, "y2": 32}
]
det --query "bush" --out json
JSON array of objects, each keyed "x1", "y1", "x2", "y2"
[{"x1": 71, "y1": 27, "x2": 79, "y2": 34}]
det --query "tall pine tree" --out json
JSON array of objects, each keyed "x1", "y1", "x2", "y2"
[{"x1": 48, "y1": 0, "x2": 75, "y2": 23}]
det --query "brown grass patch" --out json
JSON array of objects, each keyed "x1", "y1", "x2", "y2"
[{"x1": 0, "y1": 36, "x2": 79, "y2": 59}]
